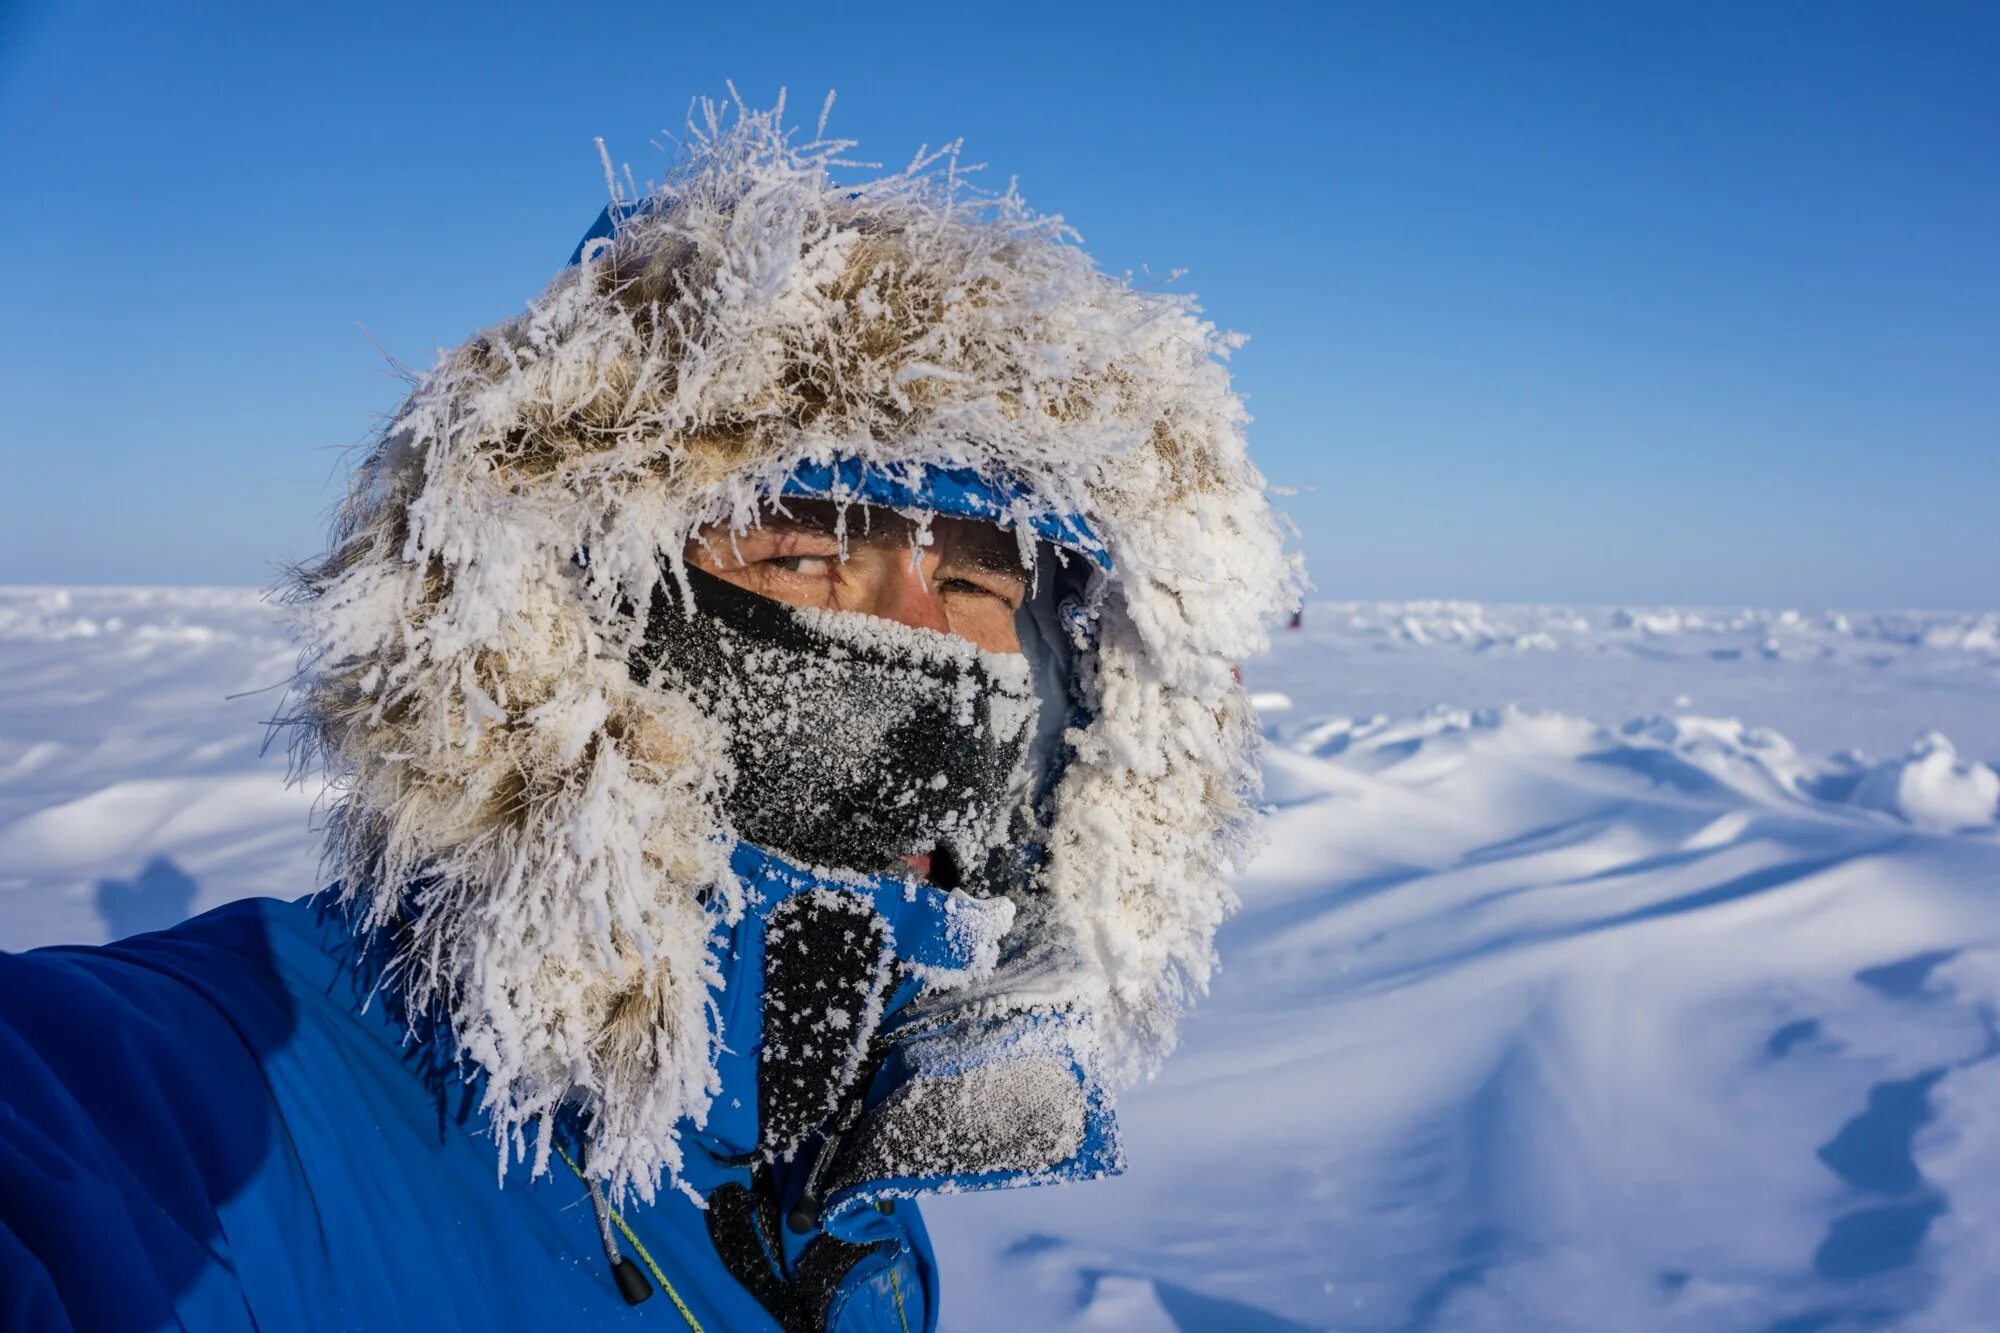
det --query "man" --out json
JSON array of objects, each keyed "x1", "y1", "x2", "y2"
[{"x1": 0, "y1": 99, "x2": 1295, "y2": 1330}]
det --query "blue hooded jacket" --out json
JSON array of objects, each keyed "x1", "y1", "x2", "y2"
[{"x1": 0, "y1": 466, "x2": 1120, "y2": 1333}]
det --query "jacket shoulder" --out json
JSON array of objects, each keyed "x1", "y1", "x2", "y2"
[{"x1": 0, "y1": 895, "x2": 339, "y2": 1330}]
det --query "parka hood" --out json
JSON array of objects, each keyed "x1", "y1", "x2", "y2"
[{"x1": 285, "y1": 93, "x2": 1301, "y2": 1202}]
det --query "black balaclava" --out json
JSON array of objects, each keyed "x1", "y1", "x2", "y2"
[{"x1": 631, "y1": 563, "x2": 1041, "y2": 893}]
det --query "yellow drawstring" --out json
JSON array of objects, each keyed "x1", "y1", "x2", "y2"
[
  {"x1": 889, "y1": 1262, "x2": 912, "y2": 1333},
  {"x1": 556, "y1": 1145, "x2": 703, "y2": 1331}
]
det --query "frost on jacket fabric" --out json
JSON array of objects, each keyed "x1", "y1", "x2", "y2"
[
  {"x1": 0, "y1": 96, "x2": 1296, "y2": 1329},
  {"x1": 0, "y1": 864, "x2": 1080, "y2": 1331}
]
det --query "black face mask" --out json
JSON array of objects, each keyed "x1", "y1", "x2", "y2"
[{"x1": 631, "y1": 565, "x2": 1040, "y2": 892}]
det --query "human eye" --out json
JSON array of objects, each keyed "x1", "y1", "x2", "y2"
[
  {"x1": 766, "y1": 553, "x2": 837, "y2": 575},
  {"x1": 940, "y1": 570, "x2": 1027, "y2": 610}
]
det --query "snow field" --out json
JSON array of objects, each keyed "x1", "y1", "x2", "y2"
[
  {"x1": 927, "y1": 611, "x2": 2000, "y2": 1331},
  {"x1": 3, "y1": 587, "x2": 1997, "y2": 1329},
  {"x1": 0, "y1": 588, "x2": 317, "y2": 949}
]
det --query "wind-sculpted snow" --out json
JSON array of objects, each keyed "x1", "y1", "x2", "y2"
[
  {"x1": 1254, "y1": 601, "x2": 2000, "y2": 763},
  {"x1": 4, "y1": 588, "x2": 1999, "y2": 1330},
  {"x1": 928, "y1": 611, "x2": 2000, "y2": 1332},
  {"x1": 0, "y1": 588, "x2": 315, "y2": 950}
]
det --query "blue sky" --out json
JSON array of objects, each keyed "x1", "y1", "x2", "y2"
[{"x1": 2, "y1": 1, "x2": 1994, "y2": 607}]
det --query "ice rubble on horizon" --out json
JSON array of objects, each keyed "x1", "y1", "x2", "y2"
[
  {"x1": 1309, "y1": 599, "x2": 2000, "y2": 657},
  {"x1": 1265, "y1": 702, "x2": 1999, "y2": 835}
]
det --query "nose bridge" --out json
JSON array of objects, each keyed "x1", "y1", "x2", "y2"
[{"x1": 871, "y1": 545, "x2": 951, "y2": 635}]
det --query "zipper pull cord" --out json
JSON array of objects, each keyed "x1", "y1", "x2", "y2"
[
  {"x1": 789, "y1": 1021, "x2": 901, "y2": 1234},
  {"x1": 555, "y1": 1144, "x2": 705, "y2": 1327},
  {"x1": 787, "y1": 1122, "x2": 842, "y2": 1234},
  {"x1": 586, "y1": 1174, "x2": 656, "y2": 1306}
]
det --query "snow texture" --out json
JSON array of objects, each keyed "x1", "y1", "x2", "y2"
[
  {"x1": 275, "y1": 93, "x2": 1295, "y2": 1201},
  {"x1": 6, "y1": 588, "x2": 1998, "y2": 1328},
  {"x1": 929, "y1": 606, "x2": 2000, "y2": 1331}
]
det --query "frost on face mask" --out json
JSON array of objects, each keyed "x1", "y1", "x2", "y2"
[{"x1": 633, "y1": 564, "x2": 1040, "y2": 894}]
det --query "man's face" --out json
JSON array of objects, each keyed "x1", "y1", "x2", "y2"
[{"x1": 684, "y1": 501, "x2": 1031, "y2": 655}]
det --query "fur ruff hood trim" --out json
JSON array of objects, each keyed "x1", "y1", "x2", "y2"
[{"x1": 285, "y1": 93, "x2": 1302, "y2": 1202}]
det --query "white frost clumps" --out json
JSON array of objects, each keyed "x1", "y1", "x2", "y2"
[
  {"x1": 1852, "y1": 733, "x2": 2000, "y2": 834},
  {"x1": 283, "y1": 93, "x2": 1300, "y2": 1201}
]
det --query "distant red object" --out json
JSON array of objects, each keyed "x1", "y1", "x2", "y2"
[{"x1": 1288, "y1": 609, "x2": 1304, "y2": 630}]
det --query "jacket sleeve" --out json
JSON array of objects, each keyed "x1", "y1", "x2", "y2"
[{"x1": 0, "y1": 906, "x2": 290, "y2": 1332}]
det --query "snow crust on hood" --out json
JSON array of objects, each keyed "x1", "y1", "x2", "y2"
[{"x1": 283, "y1": 93, "x2": 1301, "y2": 1201}]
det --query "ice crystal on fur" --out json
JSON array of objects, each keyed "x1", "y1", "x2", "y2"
[{"x1": 283, "y1": 92, "x2": 1300, "y2": 1202}]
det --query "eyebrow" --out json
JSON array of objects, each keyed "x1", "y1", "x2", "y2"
[
  {"x1": 739, "y1": 518, "x2": 843, "y2": 541},
  {"x1": 740, "y1": 500, "x2": 869, "y2": 540},
  {"x1": 942, "y1": 539, "x2": 1029, "y2": 579},
  {"x1": 723, "y1": 506, "x2": 1030, "y2": 577}
]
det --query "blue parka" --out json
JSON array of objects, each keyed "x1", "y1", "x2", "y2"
[
  {"x1": 0, "y1": 139, "x2": 1169, "y2": 1320},
  {"x1": 0, "y1": 839, "x2": 1117, "y2": 1332}
]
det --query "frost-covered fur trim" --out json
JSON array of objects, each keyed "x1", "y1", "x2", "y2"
[{"x1": 283, "y1": 93, "x2": 1301, "y2": 1202}]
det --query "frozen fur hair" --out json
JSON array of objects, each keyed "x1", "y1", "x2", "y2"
[{"x1": 284, "y1": 91, "x2": 1301, "y2": 1203}]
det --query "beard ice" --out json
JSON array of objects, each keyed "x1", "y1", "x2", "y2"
[{"x1": 632, "y1": 563, "x2": 1040, "y2": 891}]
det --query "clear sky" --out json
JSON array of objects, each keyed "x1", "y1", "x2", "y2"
[{"x1": 2, "y1": 1, "x2": 1994, "y2": 607}]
